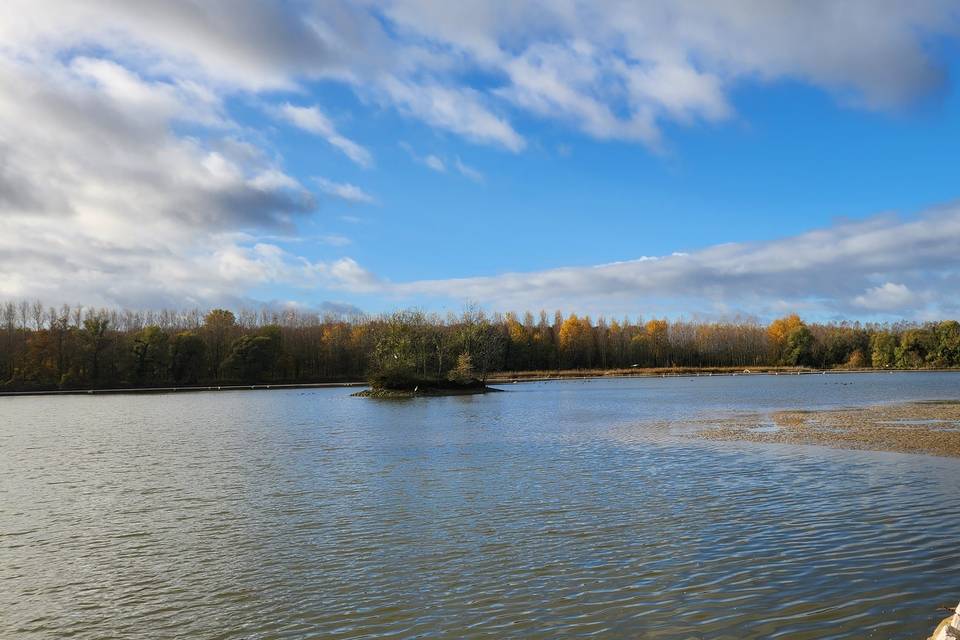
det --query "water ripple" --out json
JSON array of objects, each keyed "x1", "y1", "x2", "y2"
[{"x1": 2, "y1": 373, "x2": 960, "y2": 638}]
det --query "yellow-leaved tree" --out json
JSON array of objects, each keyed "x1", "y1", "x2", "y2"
[
  {"x1": 767, "y1": 314, "x2": 804, "y2": 349},
  {"x1": 645, "y1": 319, "x2": 669, "y2": 367},
  {"x1": 767, "y1": 314, "x2": 809, "y2": 365}
]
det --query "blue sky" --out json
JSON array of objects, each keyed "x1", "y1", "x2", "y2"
[
  {"x1": 2, "y1": 1, "x2": 960, "y2": 321},
  {"x1": 271, "y1": 76, "x2": 960, "y2": 274}
]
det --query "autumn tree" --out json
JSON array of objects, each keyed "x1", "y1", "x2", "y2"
[
  {"x1": 447, "y1": 352, "x2": 475, "y2": 384},
  {"x1": 559, "y1": 314, "x2": 584, "y2": 368},
  {"x1": 645, "y1": 319, "x2": 669, "y2": 367},
  {"x1": 768, "y1": 314, "x2": 805, "y2": 364}
]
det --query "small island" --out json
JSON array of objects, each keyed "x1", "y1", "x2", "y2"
[
  {"x1": 353, "y1": 352, "x2": 500, "y2": 398},
  {"x1": 352, "y1": 378, "x2": 494, "y2": 398}
]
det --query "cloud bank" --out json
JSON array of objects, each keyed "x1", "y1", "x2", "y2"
[{"x1": 376, "y1": 205, "x2": 960, "y2": 319}]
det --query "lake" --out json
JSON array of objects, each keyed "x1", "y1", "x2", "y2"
[{"x1": 2, "y1": 372, "x2": 960, "y2": 638}]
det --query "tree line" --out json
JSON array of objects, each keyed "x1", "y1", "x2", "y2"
[{"x1": 1, "y1": 300, "x2": 959, "y2": 391}]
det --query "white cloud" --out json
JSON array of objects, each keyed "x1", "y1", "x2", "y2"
[
  {"x1": 376, "y1": 0, "x2": 957, "y2": 147},
  {"x1": 424, "y1": 154, "x2": 446, "y2": 172},
  {"x1": 400, "y1": 143, "x2": 484, "y2": 182},
  {"x1": 495, "y1": 42, "x2": 664, "y2": 145},
  {"x1": 274, "y1": 103, "x2": 373, "y2": 168},
  {"x1": 379, "y1": 77, "x2": 526, "y2": 151},
  {"x1": 319, "y1": 233, "x2": 352, "y2": 247},
  {"x1": 399, "y1": 142, "x2": 446, "y2": 172},
  {"x1": 71, "y1": 57, "x2": 226, "y2": 127},
  {"x1": 3, "y1": 1, "x2": 956, "y2": 153},
  {"x1": 318, "y1": 258, "x2": 381, "y2": 293},
  {"x1": 0, "y1": 50, "x2": 353, "y2": 309},
  {"x1": 852, "y1": 282, "x2": 924, "y2": 311},
  {"x1": 314, "y1": 177, "x2": 377, "y2": 204},
  {"x1": 0, "y1": 0, "x2": 374, "y2": 91},
  {"x1": 454, "y1": 157, "x2": 484, "y2": 183}
]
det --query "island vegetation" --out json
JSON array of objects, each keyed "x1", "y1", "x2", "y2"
[
  {"x1": 0, "y1": 300, "x2": 959, "y2": 392},
  {"x1": 353, "y1": 352, "x2": 495, "y2": 398}
]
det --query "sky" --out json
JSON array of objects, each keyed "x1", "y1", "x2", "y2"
[{"x1": 1, "y1": 1, "x2": 960, "y2": 322}]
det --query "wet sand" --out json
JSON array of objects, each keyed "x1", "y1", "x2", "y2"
[{"x1": 697, "y1": 400, "x2": 960, "y2": 457}]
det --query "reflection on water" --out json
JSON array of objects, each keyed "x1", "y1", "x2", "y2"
[{"x1": 2, "y1": 372, "x2": 959, "y2": 638}]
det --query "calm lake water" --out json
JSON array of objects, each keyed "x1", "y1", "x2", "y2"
[{"x1": 2, "y1": 372, "x2": 960, "y2": 639}]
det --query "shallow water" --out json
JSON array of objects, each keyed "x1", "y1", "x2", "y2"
[{"x1": 2, "y1": 372, "x2": 959, "y2": 639}]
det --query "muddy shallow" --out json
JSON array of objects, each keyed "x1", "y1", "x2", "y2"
[{"x1": 698, "y1": 400, "x2": 960, "y2": 457}]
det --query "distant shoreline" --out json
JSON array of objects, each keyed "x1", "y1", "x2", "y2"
[
  {"x1": 486, "y1": 366, "x2": 960, "y2": 383},
  {"x1": 1, "y1": 367, "x2": 956, "y2": 397},
  {"x1": 0, "y1": 381, "x2": 367, "y2": 397}
]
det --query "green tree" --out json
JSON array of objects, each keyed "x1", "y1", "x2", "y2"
[
  {"x1": 369, "y1": 314, "x2": 418, "y2": 387},
  {"x1": 132, "y1": 326, "x2": 169, "y2": 384},
  {"x1": 870, "y1": 331, "x2": 897, "y2": 368},
  {"x1": 223, "y1": 326, "x2": 282, "y2": 382},
  {"x1": 895, "y1": 328, "x2": 935, "y2": 368},
  {"x1": 170, "y1": 331, "x2": 205, "y2": 385},
  {"x1": 202, "y1": 309, "x2": 237, "y2": 379},
  {"x1": 821, "y1": 327, "x2": 868, "y2": 368},
  {"x1": 782, "y1": 325, "x2": 814, "y2": 366},
  {"x1": 470, "y1": 320, "x2": 505, "y2": 381},
  {"x1": 80, "y1": 315, "x2": 111, "y2": 387},
  {"x1": 932, "y1": 320, "x2": 960, "y2": 367}
]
